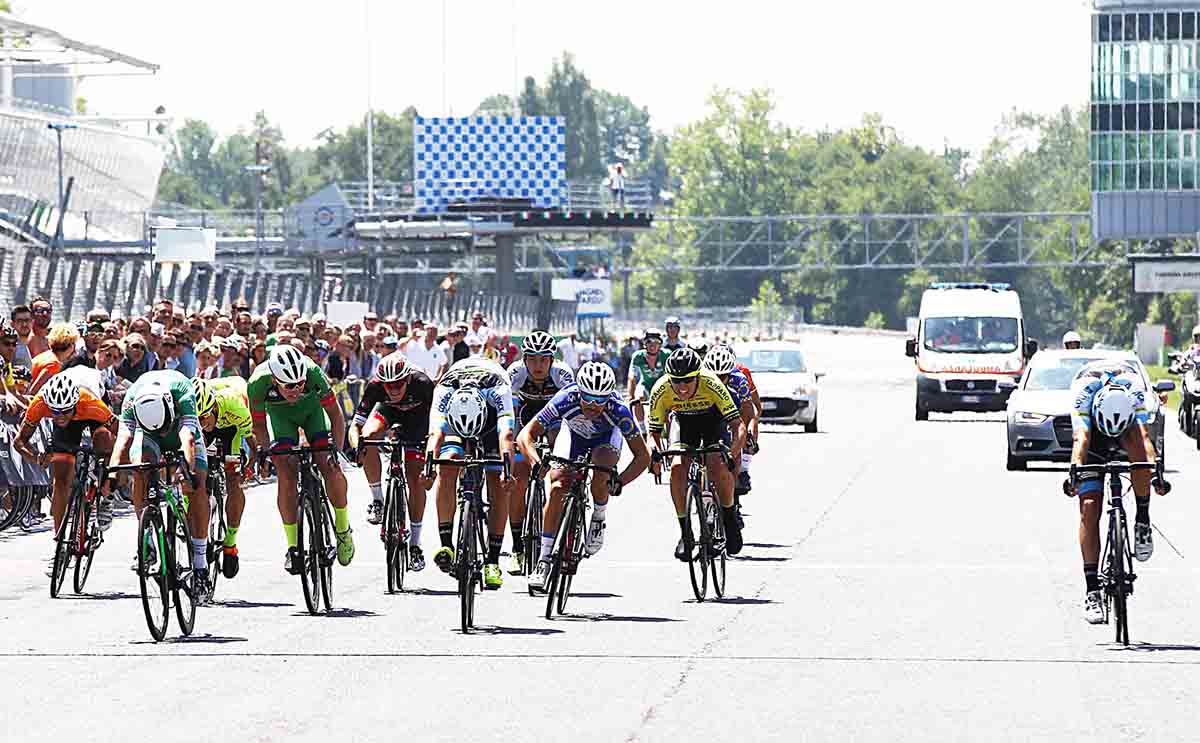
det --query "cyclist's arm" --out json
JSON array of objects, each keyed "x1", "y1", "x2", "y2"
[
  {"x1": 12, "y1": 414, "x2": 40, "y2": 463},
  {"x1": 621, "y1": 424, "x2": 652, "y2": 485},
  {"x1": 109, "y1": 425, "x2": 133, "y2": 470},
  {"x1": 516, "y1": 417, "x2": 545, "y2": 467},
  {"x1": 322, "y1": 396, "x2": 347, "y2": 452},
  {"x1": 626, "y1": 362, "x2": 640, "y2": 400},
  {"x1": 179, "y1": 424, "x2": 199, "y2": 475}
]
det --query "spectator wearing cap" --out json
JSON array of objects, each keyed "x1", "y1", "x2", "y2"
[
  {"x1": 266, "y1": 303, "x2": 284, "y2": 333},
  {"x1": 146, "y1": 322, "x2": 167, "y2": 371},
  {"x1": 312, "y1": 313, "x2": 328, "y2": 340},
  {"x1": 117, "y1": 332, "x2": 155, "y2": 384},
  {"x1": 159, "y1": 332, "x2": 181, "y2": 371},
  {"x1": 294, "y1": 316, "x2": 312, "y2": 343},
  {"x1": 195, "y1": 341, "x2": 219, "y2": 379},
  {"x1": 405, "y1": 323, "x2": 449, "y2": 380},
  {"x1": 470, "y1": 311, "x2": 486, "y2": 336},
  {"x1": 466, "y1": 334, "x2": 484, "y2": 359},
  {"x1": 362, "y1": 311, "x2": 379, "y2": 333},
  {"x1": 26, "y1": 296, "x2": 54, "y2": 358},
  {"x1": 443, "y1": 323, "x2": 470, "y2": 364},
  {"x1": 216, "y1": 337, "x2": 242, "y2": 377},
  {"x1": 214, "y1": 317, "x2": 235, "y2": 340},
  {"x1": 0, "y1": 322, "x2": 28, "y2": 413}
]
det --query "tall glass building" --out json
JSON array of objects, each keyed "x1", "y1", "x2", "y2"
[{"x1": 1091, "y1": 0, "x2": 1200, "y2": 240}]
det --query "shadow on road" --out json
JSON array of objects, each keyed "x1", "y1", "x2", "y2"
[
  {"x1": 557, "y1": 612, "x2": 681, "y2": 623},
  {"x1": 564, "y1": 592, "x2": 623, "y2": 599},
  {"x1": 407, "y1": 588, "x2": 459, "y2": 597},
  {"x1": 130, "y1": 634, "x2": 249, "y2": 645},
  {"x1": 214, "y1": 599, "x2": 294, "y2": 609},
  {"x1": 685, "y1": 596, "x2": 776, "y2": 606},
  {"x1": 472, "y1": 625, "x2": 564, "y2": 636},
  {"x1": 61, "y1": 591, "x2": 140, "y2": 601},
  {"x1": 292, "y1": 608, "x2": 380, "y2": 618},
  {"x1": 732, "y1": 555, "x2": 790, "y2": 562},
  {"x1": 743, "y1": 542, "x2": 789, "y2": 549},
  {"x1": 760, "y1": 430, "x2": 828, "y2": 436},
  {"x1": 1109, "y1": 642, "x2": 1200, "y2": 652}
]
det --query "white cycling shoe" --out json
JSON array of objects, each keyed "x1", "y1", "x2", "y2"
[
  {"x1": 586, "y1": 518, "x2": 606, "y2": 556},
  {"x1": 1134, "y1": 522, "x2": 1154, "y2": 562},
  {"x1": 1084, "y1": 591, "x2": 1105, "y2": 625}
]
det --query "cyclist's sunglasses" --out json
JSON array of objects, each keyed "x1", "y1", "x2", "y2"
[
  {"x1": 32, "y1": 306, "x2": 52, "y2": 315},
  {"x1": 669, "y1": 376, "x2": 697, "y2": 386},
  {"x1": 383, "y1": 378, "x2": 408, "y2": 389},
  {"x1": 281, "y1": 380, "x2": 305, "y2": 391},
  {"x1": 580, "y1": 392, "x2": 609, "y2": 406},
  {"x1": 49, "y1": 406, "x2": 76, "y2": 418}
]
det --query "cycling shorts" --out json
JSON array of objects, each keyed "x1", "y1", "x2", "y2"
[
  {"x1": 672, "y1": 408, "x2": 730, "y2": 450},
  {"x1": 135, "y1": 429, "x2": 209, "y2": 473},
  {"x1": 50, "y1": 419, "x2": 107, "y2": 454},
  {"x1": 266, "y1": 398, "x2": 331, "y2": 448},
  {"x1": 367, "y1": 403, "x2": 429, "y2": 449}
]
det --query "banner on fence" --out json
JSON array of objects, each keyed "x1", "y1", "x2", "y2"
[
  {"x1": 325, "y1": 301, "x2": 370, "y2": 328},
  {"x1": 154, "y1": 227, "x2": 216, "y2": 263},
  {"x1": 551, "y1": 279, "x2": 612, "y2": 318}
]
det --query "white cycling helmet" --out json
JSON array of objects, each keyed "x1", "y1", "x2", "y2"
[
  {"x1": 1062, "y1": 331, "x2": 1082, "y2": 347},
  {"x1": 1092, "y1": 384, "x2": 1137, "y2": 438},
  {"x1": 521, "y1": 330, "x2": 556, "y2": 356},
  {"x1": 376, "y1": 352, "x2": 410, "y2": 383},
  {"x1": 446, "y1": 389, "x2": 488, "y2": 438},
  {"x1": 42, "y1": 373, "x2": 81, "y2": 414},
  {"x1": 268, "y1": 344, "x2": 307, "y2": 385},
  {"x1": 132, "y1": 388, "x2": 175, "y2": 433},
  {"x1": 703, "y1": 344, "x2": 738, "y2": 375},
  {"x1": 577, "y1": 361, "x2": 616, "y2": 397}
]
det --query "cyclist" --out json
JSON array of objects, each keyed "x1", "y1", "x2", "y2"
[
  {"x1": 517, "y1": 362, "x2": 651, "y2": 593},
  {"x1": 664, "y1": 317, "x2": 685, "y2": 352},
  {"x1": 647, "y1": 348, "x2": 746, "y2": 559},
  {"x1": 702, "y1": 344, "x2": 758, "y2": 524},
  {"x1": 731, "y1": 351, "x2": 762, "y2": 495},
  {"x1": 14, "y1": 373, "x2": 117, "y2": 572},
  {"x1": 192, "y1": 377, "x2": 257, "y2": 580},
  {"x1": 108, "y1": 369, "x2": 212, "y2": 600},
  {"x1": 348, "y1": 352, "x2": 435, "y2": 572},
  {"x1": 1062, "y1": 331, "x2": 1083, "y2": 351},
  {"x1": 505, "y1": 330, "x2": 575, "y2": 574},
  {"x1": 1066, "y1": 359, "x2": 1166, "y2": 624},
  {"x1": 627, "y1": 329, "x2": 669, "y2": 435},
  {"x1": 248, "y1": 345, "x2": 354, "y2": 574},
  {"x1": 424, "y1": 357, "x2": 516, "y2": 590}
]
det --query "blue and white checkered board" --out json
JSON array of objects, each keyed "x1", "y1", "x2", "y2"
[{"x1": 413, "y1": 115, "x2": 566, "y2": 213}]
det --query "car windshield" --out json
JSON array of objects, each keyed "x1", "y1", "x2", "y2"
[
  {"x1": 739, "y1": 349, "x2": 806, "y2": 373},
  {"x1": 923, "y1": 316, "x2": 1018, "y2": 353},
  {"x1": 1023, "y1": 356, "x2": 1105, "y2": 391}
]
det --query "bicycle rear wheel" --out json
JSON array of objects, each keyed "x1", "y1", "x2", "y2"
[
  {"x1": 138, "y1": 507, "x2": 169, "y2": 642},
  {"x1": 458, "y1": 502, "x2": 478, "y2": 632},
  {"x1": 297, "y1": 485, "x2": 321, "y2": 615},
  {"x1": 50, "y1": 488, "x2": 81, "y2": 598},
  {"x1": 73, "y1": 489, "x2": 98, "y2": 594},
  {"x1": 522, "y1": 477, "x2": 546, "y2": 575},
  {"x1": 685, "y1": 485, "x2": 708, "y2": 601},
  {"x1": 709, "y1": 496, "x2": 727, "y2": 598},
  {"x1": 170, "y1": 505, "x2": 197, "y2": 637}
]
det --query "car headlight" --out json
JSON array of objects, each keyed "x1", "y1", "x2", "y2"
[{"x1": 1016, "y1": 411, "x2": 1049, "y2": 424}]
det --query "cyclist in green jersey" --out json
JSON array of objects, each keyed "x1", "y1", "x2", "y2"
[
  {"x1": 627, "y1": 329, "x2": 670, "y2": 433},
  {"x1": 108, "y1": 369, "x2": 212, "y2": 599},
  {"x1": 247, "y1": 345, "x2": 354, "y2": 574}
]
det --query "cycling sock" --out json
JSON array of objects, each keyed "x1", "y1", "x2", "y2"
[
  {"x1": 678, "y1": 516, "x2": 688, "y2": 537},
  {"x1": 510, "y1": 522, "x2": 525, "y2": 553},
  {"x1": 334, "y1": 506, "x2": 350, "y2": 533},
  {"x1": 487, "y1": 534, "x2": 503, "y2": 564},
  {"x1": 439, "y1": 521, "x2": 454, "y2": 549},
  {"x1": 410, "y1": 521, "x2": 422, "y2": 547},
  {"x1": 1135, "y1": 496, "x2": 1150, "y2": 524},
  {"x1": 368, "y1": 482, "x2": 383, "y2": 502},
  {"x1": 592, "y1": 502, "x2": 607, "y2": 521},
  {"x1": 283, "y1": 522, "x2": 298, "y2": 549},
  {"x1": 1084, "y1": 563, "x2": 1100, "y2": 593},
  {"x1": 191, "y1": 537, "x2": 207, "y2": 571},
  {"x1": 223, "y1": 526, "x2": 238, "y2": 548},
  {"x1": 540, "y1": 533, "x2": 554, "y2": 560}
]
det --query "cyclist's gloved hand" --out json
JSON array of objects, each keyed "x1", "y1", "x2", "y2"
[
  {"x1": 609, "y1": 477, "x2": 623, "y2": 498},
  {"x1": 1062, "y1": 478, "x2": 1075, "y2": 497}
]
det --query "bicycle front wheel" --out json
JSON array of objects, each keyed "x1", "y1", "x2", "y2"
[
  {"x1": 557, "y1": 502, "x2": 587, "y2": 616},
  {"x1": 522, "y1": 477, "x2": 546, "y2": 575},
  {"x1": 1112, "y1": 515, "x2": 1130, "y2": 646},
  {"x1": 384, "y1": 476, "x2": 408, "y2": 594},
  {"x1": 297, "y1": 485, "x2": 321, "y2": 615},
  {"x1": 458, "y1": 503, "x2": 478, "y2": 633},
  {"x1": 138, "y1": 507, "x2": 169, "y2": 642},
  {"x1": 685, "y1": 485, "x2": 708, "y2": 601},
  {"x1": 50, "y1": 488, "x2": 81, "y2": 598},
  {"x1": 319, "y1": 495, "x2": 335, "y2": 612},
  {"x1": 170, "y1": 505, "x2": 197, "y2": 637},
  {"x1": 709, "y1": 496, "x2": 727, "y2": 598},
  {"x1": 73, "y1": 490, "x2": 98, "y2": 594}
]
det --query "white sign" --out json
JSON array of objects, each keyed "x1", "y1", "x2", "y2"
[
  {"x1": 325, "y1": 301, "x2": 370, "y2": 329},
  {"x1": 1133, "y1": 259, "x2": 1200, "y2": 293},
  {"x1": 551, "y1": 279, "x2": 613, "y2": 317},
  {"x1": 154, "y1": 227, "x2": 216, "y2": 263},
  {"x1": 1135, "y1": 323, "x2": 1165, "y2": 366}
]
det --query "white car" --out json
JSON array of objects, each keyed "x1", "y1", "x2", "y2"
[{"x1": 736, "y1": 341, "x2": 822, "y2": 432}]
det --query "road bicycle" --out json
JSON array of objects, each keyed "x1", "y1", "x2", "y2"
[
  {"x1": 262, "y1": 443, "x2": 338, "y2": 615},
  {"x1": 109, "y1": 452, "x2": 198, "y2": 642},
  {"x1": 1068, "y1": 457, "x2": 1170, "y2": 646},
  {"x1": 362, "y1": 432, "x2": 424, "y2": 594},
  {"x1": 49, "y1": 442, "x2": 107, "y2": 597},
  {"x1": 534, "y1": 451, "x2": 618, "y2": 619},
  {"x1": 657, "y1": 442, "x2": 733, "y2": 601}
]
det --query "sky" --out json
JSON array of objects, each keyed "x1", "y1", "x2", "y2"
[{"x1": 18, "y1": 0, "x2": 1094, "y2": 156}]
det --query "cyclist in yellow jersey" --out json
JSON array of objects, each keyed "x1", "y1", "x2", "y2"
[
  {"x1": 647, "y1": 348, "x2": 746, "y2": 558},
  {"x1": 192, "y1": 377, "x2": 258, "y2": 579}
]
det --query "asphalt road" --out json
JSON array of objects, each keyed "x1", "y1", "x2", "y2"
[{"x1": 5, "y1": 331, "x2": 1200, "y2": 742}]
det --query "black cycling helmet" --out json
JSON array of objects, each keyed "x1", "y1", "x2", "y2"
[{"x1": 665, "y1": 348, "x2": 702, "y2": 380}]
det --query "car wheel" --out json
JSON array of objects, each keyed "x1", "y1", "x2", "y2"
[
  {"x1": 1006, "y1": 452, "x2": 1027, "y2": 471},
  {"x1": 915, "y1": 395, "x2": 929, "y2": 421},
  {"x1": 804, "y1": 412, "x2": 818, "y2": 433}
]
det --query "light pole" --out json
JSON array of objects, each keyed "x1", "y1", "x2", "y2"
[
  {"x1": 47, "y1": 121, "x2": 78, "y2": 250},
  {"x1": 244, "y1": 164, "x2": 271, "y2": 270}
]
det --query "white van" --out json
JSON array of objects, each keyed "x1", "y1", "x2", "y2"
[{"x1": 904, "y1": 283, "x2": 1037, "y2": 420}]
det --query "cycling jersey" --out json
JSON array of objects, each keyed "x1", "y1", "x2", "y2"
[
  {"x1": 507, "y1": 359, "x2": 574, "y2": 424},
  {"x1": 208, "y1": 377, "x2": 253, "y2": 454},
  {"x1": 120, "y1": 369, "x2": 207, "y2": 469},
  {"x1": 25, "y1": 386, "x2": 113, "y2": 427},
  {"x1": 1070, "y1": 360, "x2": 1151, "y2": 435},
  {"x1": 536, "y1": 385, "x2": 639, "y2": 460},
  {"x1": 735, "y1": 364, "x2": 757, "y2": 394},
  {"x1": 352, "y1": 370, "x2": 435, "y2": 428},
  {"x1": 646, "y1": 370, "x2": 740, "y2": 436},
  {"x1": 723, "y1": 368, "x2": 753, "y2": 409},
  {"x1": 247, "y1": 356, "x2": 336, "y2": 447},
  {"x1": 432, "y1": 358, "x2": 515, "y2": 436},
  {"x1": 629, "y1": 350, "x2": 669, "y2": 396}
]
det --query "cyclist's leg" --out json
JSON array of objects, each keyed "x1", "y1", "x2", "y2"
[
  {"x1": 216, "y1": 427, "x2": 245, "y2": 544},
  {"x1": 585, "y1": 433, "x2": 621, "y2": 555},
  {"x1": 483, "y1": 428, "x2": 509, "y2": 567},
  {"x1": 359, "y1": 408, "x2": 387, "y2": 506},
  {"x1": 267, "y1": 408, "x2": 304, "y2": 550},
  {"x1": 302, "y1": 405, "x2": 347, "y2": 512},
  {"x1": 1077, "y1": 468, "x2": 1104, "y2": 598},
  {"x1": 47, "y1": 420, "x2": 85, "y2": 533},
  {"x1": 434, "y1": 435, "x2": 465, "y2": 567}
]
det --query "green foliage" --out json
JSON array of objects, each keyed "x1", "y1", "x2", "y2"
[{"x1": 864, "y1": 311, "x2": 887, "y2": 330}]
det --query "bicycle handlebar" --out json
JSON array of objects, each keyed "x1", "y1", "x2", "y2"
[
  {"x1": 424, "y1": 452, "x2": 513, "y2": 482},
  {"x1": 1065, "y1": 459, "x2": 1172, "y2": 496}
]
